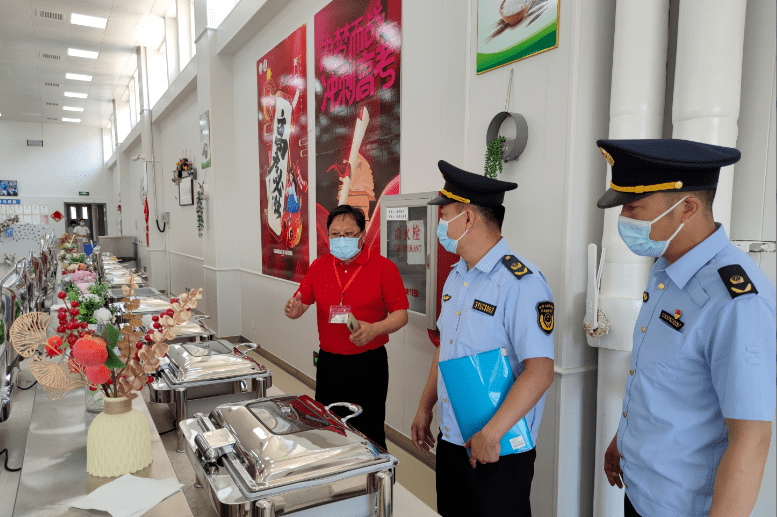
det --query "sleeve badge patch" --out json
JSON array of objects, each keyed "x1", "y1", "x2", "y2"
[
  {"x1": 442, "y1": 294, "x2": 451, "y2": 302},
  {"x1": 502, "y1": 255, "x2": 533, "y2": 280},
  {"x1": 537, "y1": 301, "x2": 554, "y2": 335},
  {"x1": 718, "y1": 264, "x2": 758, "y2": 299},
  {"x1": 643, "y1": 291, "x2": 649, "y2": 303}
]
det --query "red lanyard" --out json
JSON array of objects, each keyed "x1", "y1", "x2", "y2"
[{"x1": 333, "y1": 255, "x2": 363, "y2": 305}]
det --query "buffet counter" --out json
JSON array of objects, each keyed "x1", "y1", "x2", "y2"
[{"x1": 12, "y1": 384, "x2": 192, "y2": 517}]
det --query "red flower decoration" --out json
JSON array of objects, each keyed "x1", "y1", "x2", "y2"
[
  {"x1": 51, "y1": 210, "x2": 64, "y2": 222},
  {"x1": 71, "y1": 336, "x2": 108, "y2": 366}
]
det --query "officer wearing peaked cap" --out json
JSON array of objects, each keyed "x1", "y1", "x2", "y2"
[
  {"x1": 412, "y1": 160, "x2": 556, "y2": 516},
  {"x1": 596, "y1": 139, "x2": 776, "y2": 517}
]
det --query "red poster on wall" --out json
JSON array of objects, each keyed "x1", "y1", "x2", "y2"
[
  {"x1": 314, "y1": 0, "x2": 401, "y2": 259},
  {"x1": 258, "y1": 24, "x2": 309, "y2": 283}
]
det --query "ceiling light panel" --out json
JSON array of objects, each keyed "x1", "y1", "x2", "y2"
[
  {"x1": 70, "y1": 13, "x2": 108, "y2": 29},
  {"x1": 61, "y1": 118, "x2": 81, "y2": 122},
  {"x1": 63, "y1": 106, "x2": 84, "y2": 112},
  {"x1": 66, "y1": 73, "x2": 93, "y2": 81},
  {"x1": 65, "y1": 92, "x2": 88, "y2": 98},
  {"x1": 68, "y1": 48, "x2": 99, "y2": 59}
]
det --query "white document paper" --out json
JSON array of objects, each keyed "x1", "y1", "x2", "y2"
[
  {"x1": 32, "y1": 205, "x2": 40, "y2": 214},
  {"x1": 0, "y1": 206, "x2": 5, "y2": 215},
  {"x1": 32, "y1": 215, "x2": 40, "y2": 225},
  {"x1": 40, "y1": 205, "x2": 48, "y2": 214},
  {"x1": 14, "y1": 205, "x2": 23, "y2": 215},
  {"x1": 23, "y1": 205, "x2": 32, "y2": 214},
  {"x1": 24, "y1": 215, "x2": 32, "y2": 223}
]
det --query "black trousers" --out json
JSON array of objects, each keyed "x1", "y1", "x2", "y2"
[
  {"x1": 624, "y1": 494, "x2": 642, "y2": 517},
  {"x1": 436, "y1": 432, "x2": 536, "y2": 517},
  {"x1": 314, "y1": 347, "x2": 388, "y2": 450}
]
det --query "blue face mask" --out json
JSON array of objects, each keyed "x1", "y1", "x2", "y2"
[
  {"x1": 617, "y1": 196, "x2": 688, "y2": 257},
  {"x1": 437, "y1": 211, "x2": 469, "y2": 254},
  {"x1": 330, "y1": 235, "x2": 361, "y2": 260}
]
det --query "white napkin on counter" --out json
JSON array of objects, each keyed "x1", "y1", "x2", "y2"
[{"x1": 70, "y1": 474, "x2": 183, "y2": 517}]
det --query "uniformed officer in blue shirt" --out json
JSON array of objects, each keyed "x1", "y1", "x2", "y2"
[
  {"x1": 411, "y1": 160, "x2": 555, "y2": 517},
  {"x1": 596, "y1": 139, "x2": 776, "y2": 517}
]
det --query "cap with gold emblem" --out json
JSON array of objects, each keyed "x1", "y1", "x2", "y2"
[
  {"x1": 596, "y1": 138, "x2": 741, "y2": 209},
  {"x1": 428, "y1": 160, "x2": 518, "y2": 207}
]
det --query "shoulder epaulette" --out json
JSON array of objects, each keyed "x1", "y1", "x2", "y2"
[
  {"x1": 717, "y1": 264, "x2": 758, "y2": 299},
  {"x1": 501, "y1": 254, "x2": 533, "y2": 280}
]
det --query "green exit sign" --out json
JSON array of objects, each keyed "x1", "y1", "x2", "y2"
[{"x1": 79, "y1": 191, "x2": 89, "y2": 196}]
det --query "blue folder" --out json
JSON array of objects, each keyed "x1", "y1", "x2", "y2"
[{"x1": 438, "y1": 347, "x2": 534, "y2": 456}]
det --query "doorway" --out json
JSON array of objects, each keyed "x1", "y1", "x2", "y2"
[{"x1": 64, "y1": 203, "x2": 107, "y2": 239}]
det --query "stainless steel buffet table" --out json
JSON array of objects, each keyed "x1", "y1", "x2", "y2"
[{"x1": 12, "y1": 384, "x2": 193, "y2": 517}]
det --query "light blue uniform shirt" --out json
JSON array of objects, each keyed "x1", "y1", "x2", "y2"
[
  {"x1": 437, "y1": 238, "x2": 555, "y2": 446},
  {"x1": 620, "y1": 224, "x2": 776, "y2": 517}
]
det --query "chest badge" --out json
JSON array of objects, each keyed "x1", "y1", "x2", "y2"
[
  {"x1": 718, "y1": 264, "x2": 758, "y2": 299},
  {"x1": 442, "y1": 294, "x2": 451, "y2": 302},
  {"x1": 659, "y1": 310, "x2": 684, "y2": 331},
  {"x1": 537, "y1": 301, "x2": 554, "y2": 335},
  {"x1": 472, "y1": 299, "x2": 497, "y2": 316},
  {"x1": 643, "y1": 291, "x2": 649, "y2": 303}
]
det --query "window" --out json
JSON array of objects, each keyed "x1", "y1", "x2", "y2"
[
  {"x1": 82, "y1": 207, "x2": 89, "y2": 219},
  {"x1": 128, "y1": 79, "x2": 137, "y2": 128},
  {"x1": 133, "y1": 69, "x2": 141, "y2": 115},
  {"x1": 70, "y1": 207, "x2": 77, "y2": 220},
  {"x1": 116, "y1": 97, "x2": 131, "y2": 143}
]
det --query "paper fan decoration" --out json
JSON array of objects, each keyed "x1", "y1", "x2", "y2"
[
  {"x1": 11, "y1": 312, "x2": 50, "y2": 358},
  {"x1": 51, "y1": 210, "x2": 64, "y2": 222}
]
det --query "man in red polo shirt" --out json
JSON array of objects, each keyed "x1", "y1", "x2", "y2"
[{"x1": 284, "y1": 204, "x2": 409, "y2": 449}]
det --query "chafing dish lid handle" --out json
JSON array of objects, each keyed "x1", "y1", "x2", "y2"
[{"x1": 325, "y1": 402, "x2": 363, "y2": 423}]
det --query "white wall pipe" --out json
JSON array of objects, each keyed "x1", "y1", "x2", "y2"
[
  {"x1": 591, "y1": 2, "x2": 670, "y2": 517},
  {"x1": 672, "y1": 0, "x2": 747, "y2": 231}
]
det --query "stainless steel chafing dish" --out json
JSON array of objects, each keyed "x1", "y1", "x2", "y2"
[
  {"x1": 163, "y1": 316, "x2": 216, "y2": 344},
  {"x1": 113, "y1": 295, "x2": 172, "y2": 316},
  {"x1": 107, "y1": 286, "x2": 163, "y2": 301},
  {"x1": 180, "y1": 394, "x2": 397, "y2": 517},
  {"x1": 150, "y1": 340, "x2": 273, "y2": 452}
]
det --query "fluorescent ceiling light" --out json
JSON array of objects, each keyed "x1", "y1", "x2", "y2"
[
  {"x1": 22, "y1": 113, "x2": 42, "y2": 116},
  {"x1": 68, "y1": 48, "x2": 99, "y2": 59},
  {"x1": 70, "y1": 13, "x2": 107, "y2": 29},
  {"x1": 63, "y1": 106, "x2": 84, "y2": 112},
  {"x1": 65, "y1": 92, "x2": 88, "y2": 98},
  {"x1": 66, "y1": 73, "x2": 92, "y2": 81},
  {"x1": 62, "y1": 118, "x2": 81, "y2": 123}
]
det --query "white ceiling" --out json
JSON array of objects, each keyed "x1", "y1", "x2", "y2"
[{"x1": 0, "y1": 0, "x2": 175, "y2": 129}]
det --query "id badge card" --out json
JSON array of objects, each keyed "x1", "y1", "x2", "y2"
[{"x1": 329, "y1": 305, "x2": 352, "y2": 324}]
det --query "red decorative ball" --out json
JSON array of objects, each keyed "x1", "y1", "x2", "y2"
[
  {"x1": 56, "y1": 325, "x2": 66, "y2": 333},
  {"x1": 69, "y1": 308, "x2": 79, "y2": 316},
  {"x1": 146, "y1": 376, "x2": 154, "y2": 384},
  {"x1": 153, "y1": 322, "x2": 162, "y2": 330},
  {"x1": 45, "y1": 336, "x2": 64, "y2": 358},
  {"x1": 165, "y1": 309, "x2": 174, "y2": 317},
  {"x1": 78, "y1": 331, "x2": 85, "y2": 338},
  {"x1": 85, "y1": 364, "x2": 111, "y2": 385},
  {"x1": 67, "y1": 334, "x2": 77, "y2": 345},
  {"x1": 71, "y1": 300, "x2": 80, "y2": 308},
  {"x1": 58, "y1": 314, "x2": 67, "y2": 322},
  {"x1": 80, "y1": 322, "x2": 88, "y2": 329},
  {"x1": 58, "y1": 306, "x2": 67, "y2": 314},
  {"x1": 88, "y1": 385, "x2": 97, "y2": 392},
  {"x1": 135, "y1": 343, "x2": 144, "y2": 350},
  {"x1": 57, "y1": 292, "x2": 66, "y2": 299},
  {"x1": 170, "y1": 298, "x2": 178, "y2": 304},
  {"x1": 145, "y1": 335, "x2": 153, "y2": 343},
  {"x1": 71, "y1": 336, "x2": 108, "y2": 367},
  {"x1": 151, "y1": 315, "x2": 159, "y2": 322}
]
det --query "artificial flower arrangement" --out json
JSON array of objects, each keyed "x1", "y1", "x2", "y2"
[
  {"x1": 172, "y1": 157, "x2": 195, "y2": 185},
  {"x1": 11, "y1": 276, "x2": 203, "y2": 400}
]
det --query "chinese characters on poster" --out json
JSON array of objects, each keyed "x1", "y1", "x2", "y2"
[
  {"x1": 258, "y1": 24, "x2": 310, "y2": 282},
  {"x1": 315, "y1": 0, "x2": 402, "y2": 259}
]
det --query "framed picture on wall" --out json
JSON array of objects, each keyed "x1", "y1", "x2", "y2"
[
  {"x1": 200, "y1": 111, "x2": 211, "y2": 169},
  {"x1": 179, "y1": 177, "x2": 194, "y2": 206},
  {"x1": 477, "y1": 0, "x2": 560, "y2": 74}
]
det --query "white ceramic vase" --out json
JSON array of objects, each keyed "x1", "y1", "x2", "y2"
[{"x1": 86, "y1": 396, "x2": 152, "y2": 477}]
